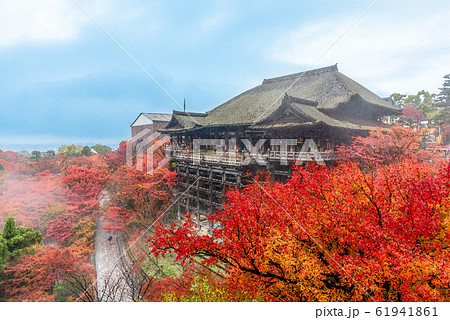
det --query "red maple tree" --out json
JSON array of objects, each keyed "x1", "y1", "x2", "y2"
[
  {"x1": 103, "y1": 165, "x2": 175, "y2": 233},
  {"x1": 2, "y1": 246, "x2": 95, "y2": 301},
  {"x1": 401, "y1": 104, "x2": 424, "y2": 120},
  {"x1": 338, "y1": 126, "x2": 436, "y2": 166},
  {"x1": 149, "y1": 159, "x2": 450, "y2": 301}
]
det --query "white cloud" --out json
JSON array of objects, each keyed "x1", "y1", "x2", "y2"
[
  {"x1": 183, "y1": 8, "x2": 233, "y2": 45},
  {"x1": 270, "y1": 8, "x2": 450, "y2": 96},
  {"x1": 0, "y1": 0, "x2": 88, "y2": 46},
  {"x1": 0, "y1": 0, "x2": 129, "y2": 47}
]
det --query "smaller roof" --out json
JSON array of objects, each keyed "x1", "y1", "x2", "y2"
[
  {"x1": 141, "y1": 113, "x2": 172, "y2": 121},
  {"x1": 159, "y1": 111, "x2": 208, "y2": 133},
  {"x1": 250, "y1": 95, "x2": 378, "y2": 131},
  {"x1": 131, "y1": 112, "x2": 172, "y2": 127}
]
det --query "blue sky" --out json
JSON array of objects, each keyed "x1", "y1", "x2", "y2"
[{"x1": 0, "y1": 0, "x2": 449, "y2": 151}]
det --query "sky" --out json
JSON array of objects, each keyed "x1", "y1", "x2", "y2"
[{"x1": 0, "y1": 0, "x2": 449, "y2": 151}]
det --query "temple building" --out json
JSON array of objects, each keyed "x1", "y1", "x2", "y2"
[
  {"x1": 130, "y1": 112, "x2": 171, "y2": 138},
  {"x1": 158, "y1": 64, "x2": 401, "y2": 229}
]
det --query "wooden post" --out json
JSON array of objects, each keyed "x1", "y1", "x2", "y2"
[{"x1": 196, "y1": 166, "x2": 201, "y2": 230}]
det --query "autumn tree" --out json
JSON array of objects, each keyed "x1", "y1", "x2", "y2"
[
  {"x1": 0, "y1": 168, "x2": 66, "y2": 228},
  {"x1": 45, "y1": 166, "x2": 110, "y2": 244},
  {"x1": 149, "y1": 159, "x2": 450, "y2": 302},
  {"x1": 104, "y1": 141, "x2": 128, "y2": 170},
  {"x1": 104, "y1": 165, "x2": 175, "y2": 232},
  {"x1": 1, "y1": 247, "x2": 95, "y2": 301},
  {"x1": 401, "y1": 105, "x2": 424, "y2": 120},
  {"x1": 0, "y1": 150, "x2": 18, "y2": 163},
  {"x1": 338, "y1": 126, "x2": 435, "y2": 166}
]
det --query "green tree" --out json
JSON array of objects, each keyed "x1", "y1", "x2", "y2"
[
  {"x1": 57, "y1": 145, "x2": 83, "y2": 157},
  {"x1": 391, "y1": 90, "x2": 437, "y2": 116},
  {"x1": 2, "y1": 215, "x2": 16, "y2": 240},
  {"x1": 91, "y1": 144, "x2": 112, "y2": 155},
  {"x1": 43, "y1": 150, "x2": 56, "y2": 158},
  {"x1": 0, "y1": 236, "x2": 8, "y2": 269},
  {"x1": 30, "y1": 151, "x2": 41, "y2": 162},
  {"x1": 0, "y1": 163, "x2": 4, "y2": 172},
  {"x1": 404, "y1": 90, "x2": 436, "y2": 114},
  {"x1": 0, "y1": 215, "x2": 42, "y2": 268},
  {"x1": 81, "y1": 146, "x2": 92, "y2": 157},
  {"x1": 390, "y1": 93, "x2": 406, "y2": 109},
  {"x1": 436, "y1": 74, "x2": 450, "y2": 107}
]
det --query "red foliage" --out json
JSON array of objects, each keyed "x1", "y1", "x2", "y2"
[
  {"x1": 338, "y1": 126, "x2": 435, "y2": 166},
  {"x1": 141, "y1": 269, "x2": 195, "y2": 302},
  {"x1": 104, "y1": 141, "x2": 128, "y2": 170},
  {"x1": 44, "y1": 212, "x2": 77, "y2": 243},
  {"x1": 0, "y1": 151, "x2": 112, "y2": 299},
  {"x1": 0, "y1": 150, "x2": 19, "y2": 163},
  {"x1": 103, "y1": 206, "x2": 131, "y2": 232},
  {"x1": 401, "y1": 104, "x2": 424, "y2": 120},
  {"x1": 149, "y1": 159, "x2": 450, "y2": 301},
  {"x1": 0, "y1": 170, "x2": 66, "y2": 228},
  {"x1": 62, "y1": 166, "x2": 111, "y2": 202},
  {"x1": 44, "y1": 166, "x2": 110, "y2": 243},
  {"x1": 2, "y1": 246, "x2": 95, "y2": 301},
  {"x1": 104, "y1": 165, "x2": 175, "y2": 231}
]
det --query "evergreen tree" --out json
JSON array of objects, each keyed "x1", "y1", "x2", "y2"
[
  {"x1": 436, "y1": 74, "x2": 450, "y2": 107},
  {"x1": 81, "y1": 146, "x2": 92, "y2": 157},
  {"x1": 30, "y1": 151, "x2": 41, "y2": 162},
  {"x1": 0, "y1": 236, "x2": 7, "y2": 269},
  {"x1": 2, "y1": 215, "x2": 16, "y2": 240},
  {"x1": 0, "y1": 215, "x2": 42, "y2": 267}
]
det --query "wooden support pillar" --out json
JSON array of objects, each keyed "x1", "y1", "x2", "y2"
[
  {"x1": 209, "y1": 167, "x2": 213, "y2": 213},
  {"x1": 221, "y1": 168, "x2": 226, "y2": 202},
  {"x1": 186, "y1": 166, "x2": 190, "y2": 215},
  {"x1": 196, "y1": 166, "x2": 201, "y2": 230}
]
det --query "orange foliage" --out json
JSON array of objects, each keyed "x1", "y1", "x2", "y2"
[
  {"x1": 338, "y1": 126, "x2": 437, "y2": 166},
  {"x1": 2, "y1": 246, "x2": 95, "y2": 301},
  {"x1": 150, "y1": 159, "x2": 450, "y2": 301},
  {"x1": 104, "y1": 165, "x2": 175, "y2": 232}
]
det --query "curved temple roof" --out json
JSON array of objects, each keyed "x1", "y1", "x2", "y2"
[{"x1": 160, "y1": 65, "x2": 400, "y2": 133}]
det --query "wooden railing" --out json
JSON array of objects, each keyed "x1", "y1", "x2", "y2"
[
  {"x1": 169, "y1": 149, "x2": 244, "y2": 166},
  {"x1": 167, "y1": 147, "x2": 339, "y2": 165},
  {"x1": 268, "y1": 150, "x2": 339, "y2": 161}
]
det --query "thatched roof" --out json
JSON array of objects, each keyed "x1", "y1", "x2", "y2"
[
  {"x1": 162, "y1": 111, "x2": 207, "y2": 132},
  {"x1": 160, "y1": 65, "x2": 400, "y2": 133},
  {"x1": 251, "y1": 95, "x2": 378, "y2": 131}
]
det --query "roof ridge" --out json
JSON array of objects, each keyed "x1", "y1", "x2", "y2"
[
  {"x1": 262, "y1": 64, "x2": 338, "y2": 85},
  {"x1": 173, "y1": 110, "x2": 208, "y2": 117},
  {"x1": 283, "y1": 94, "x2": 318, "y2": 107}
]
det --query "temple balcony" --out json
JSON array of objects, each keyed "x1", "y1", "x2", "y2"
[
  {"x1": 268, "y1": 150, "x2": 339, "y2": 162},
  {"x1": 165, "y1": 146, "x2": 339, "y2": 166}
]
